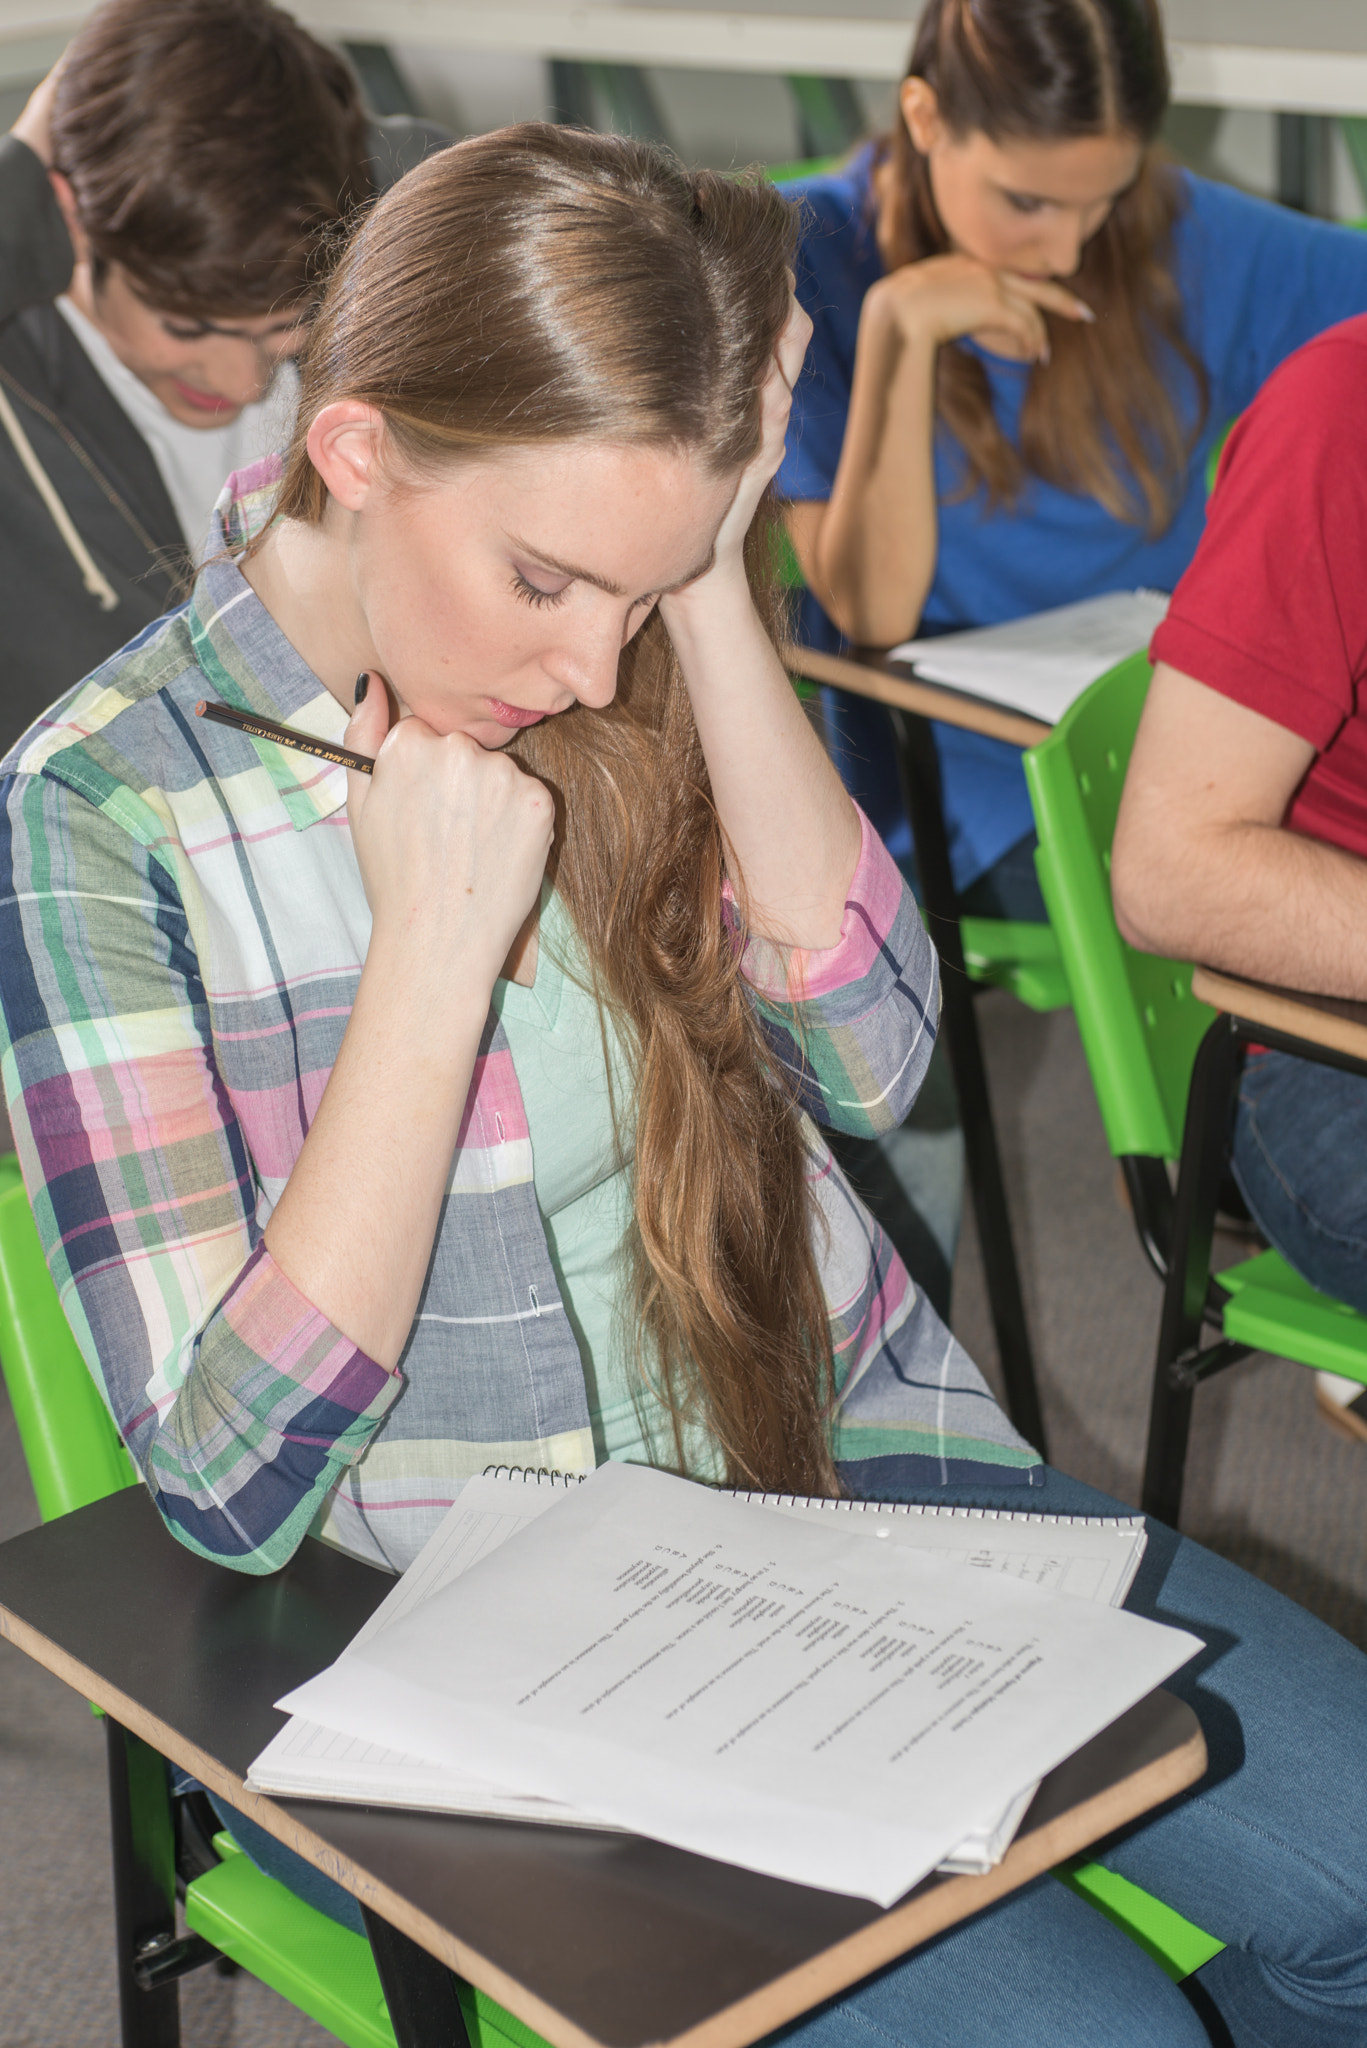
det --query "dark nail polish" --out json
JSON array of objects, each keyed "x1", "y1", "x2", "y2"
[{"x1": 354, "y1": 672, "x2": 369, "y2": 705}]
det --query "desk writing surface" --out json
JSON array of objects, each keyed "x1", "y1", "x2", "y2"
[
  {"x1": 1192, "y1": 967, "x2": 1367, "y2": 1069},
  {"x1": 782, "y1": 643, "x2": 1052, "y2": 753},
  {"x1": 0, "y1": 1487, "x2": 1205, "y2": 2048}
]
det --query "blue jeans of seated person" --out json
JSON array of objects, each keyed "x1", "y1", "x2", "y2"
[
  {"x1": 1230, "y1": 1047, "x2": 1367, "y2": 1314},
  {"x1": 217, "y1": 1463, "x2": 1367, "y2": 2047}
]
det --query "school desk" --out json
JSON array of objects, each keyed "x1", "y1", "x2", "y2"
[
  {"x1": 0, "y1": 1484, "x2": 1207, "y2": 2048},
  {"x1": 1191, "y1": 967, "x2": 1367, "y2": 1070}
]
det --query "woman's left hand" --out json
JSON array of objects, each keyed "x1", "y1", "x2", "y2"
[{"x1": 669, "y1": 285, "x2": 813, "y2": 602}]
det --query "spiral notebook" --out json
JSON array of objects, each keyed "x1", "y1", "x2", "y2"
[{"x1": 250, "y1": 1468, "x2": 1147, "y2": 1877}]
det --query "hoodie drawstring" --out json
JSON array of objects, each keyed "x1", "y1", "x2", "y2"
[{"x1": 0, "y1": 379, "x2": 118, "y2": 610}]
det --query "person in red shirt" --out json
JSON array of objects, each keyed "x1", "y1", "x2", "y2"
[{"x1": 1112, "y1": 311, "x2": 1367, "y2": 1444}]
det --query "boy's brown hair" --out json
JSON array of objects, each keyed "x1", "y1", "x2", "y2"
[{"x1": 50, "y1": 0, "x2": 370, "y2": 319}]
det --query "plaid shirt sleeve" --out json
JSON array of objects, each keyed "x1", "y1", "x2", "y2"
[
  {"x1": 737, "y1": 807, "x2": 938, "y2": 1135},
  {"x1": 0, "y1": 768, "x2": 401, "y2": 1574}
]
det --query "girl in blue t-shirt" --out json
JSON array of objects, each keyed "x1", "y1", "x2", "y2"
[{"x1": 779, "y1": 0, "x2": 1367, "y2": 911}]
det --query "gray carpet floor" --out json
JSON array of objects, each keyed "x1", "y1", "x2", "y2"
[{"x1": 0, "y1": 992, "x2": 1361, "y2": 2043}]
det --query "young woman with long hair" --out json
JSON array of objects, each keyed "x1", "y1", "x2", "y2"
[
  {"x1": 780, "y1": 0, "x2": 1367, "y2": 920},
  {"x1": 1, "y1": 125, "x2": 1366, "y2": 2046}
]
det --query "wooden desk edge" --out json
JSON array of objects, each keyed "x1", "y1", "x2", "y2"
[
  {"x1": 0, "y1": 1600, "x2": 1209, "y2": 2048},
  {"x1": 781, "y1": 642, "x2": 1052, "y2": 751},
  {"x1": 677, "y1": 1716, "x2": 1208, "y2": 2048},
  {"x1": 1192, "y1": 965, "x2": 1367, "y2": 1066}
]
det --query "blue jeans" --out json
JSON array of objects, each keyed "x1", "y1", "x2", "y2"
[
  {"x1": 220, "y1": 1464, "x2": 1367, "y2": 2045},
  {"x1": 1230, "y1": 1047, "x2": 1367, "y2": 1314}
]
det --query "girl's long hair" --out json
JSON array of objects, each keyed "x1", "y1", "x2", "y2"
[
  {"x1": 878, "y1": 0, "x2": 1207, "y2": 532},
  {"x1": 272, "y1": 126, "x2": 838, "y2": 1495}
]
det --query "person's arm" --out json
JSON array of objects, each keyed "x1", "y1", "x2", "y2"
[
  {"x1": 0, "y1": 768, "x2": 399, "y2": 1571},
  {"x1": 660, "y1": 296, "x2": 861, "y2": 949},
  {"x1": 261, "y1": 687, "x2": 552, "y2": 1367},
  {"x1": 738, "y1": 806, "x2": 941, "y2": 1138},
  {"x1": 1112, "y1": 662, "x2": 1367, "y2": 996},
  {"x1": 0, "y1": 688, "x2": 552, "y2": 1573},
  {"x1": 783, "y1": 258, "x2": 1092, "y2": 647}
]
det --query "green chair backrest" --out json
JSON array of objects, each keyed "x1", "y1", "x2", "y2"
[
  {"x1": 1023, "y1": 652, "x2": 1216, "y2": 1161},
  {"x1": 0, "y1": 1154, "x2": 136, "y2": 1519},
  {"x1": 764, "y1": 153, "x2": 842, "y2": 184}
]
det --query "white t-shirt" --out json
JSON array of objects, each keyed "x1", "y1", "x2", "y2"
[{"x1": 57, "y1": 295, "x2": 299, "y2": 556}]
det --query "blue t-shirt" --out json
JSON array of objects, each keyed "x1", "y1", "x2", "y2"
[{"x1": 779, "y1": 152, "x2": 1367, "y2": 890}]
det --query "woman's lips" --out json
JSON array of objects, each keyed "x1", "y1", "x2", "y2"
[
  {"x1": 486, "y1": 700, "x2": 547, "y2": 729},
  {"x1": 170, "y1": 378, "x2": 239, "y2": 416}
]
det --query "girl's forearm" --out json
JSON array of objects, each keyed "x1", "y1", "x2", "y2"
[
  {"x1": 664, "y1": 575, "x2": 860, "y2": 950},
  {"x1": 807, "y1": 312, "x2": 940, "y2": 647},
  {"x1": 263, "y1": 943, "x2": 492, "y2": 1367}
]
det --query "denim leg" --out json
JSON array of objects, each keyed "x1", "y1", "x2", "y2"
[
  {"x1": 1229, "y1": 1048, "x2": 1367, "y2": 1314},
  {"x1": 206, "y1": 1791, "x2": 367, "y2": 1935},
  {"x1": 766, "y1": 1871, "x2": 1208, "y2": 2048},
  {"x1": 838, "y1": 1463, "x2": 1367, "y2": 2047}
]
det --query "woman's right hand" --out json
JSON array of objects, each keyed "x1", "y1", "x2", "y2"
[
  {"x1": 866, "y1": 252, "x2": 1094, "y2": 364},
  {"x1": 344, "y1": 678, "x2": 554, "y2": 996}
]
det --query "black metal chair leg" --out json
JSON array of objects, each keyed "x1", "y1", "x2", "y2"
[
  {"x1": 106, "y1": 1719, "x2": 180, "y2": 2048},
  {"x1": 362, "y1": 1906, "x2": 474, "y2": 2048},
  {"x1": 1142, "y1": 1018, "x2": 1244, "y2": 1526},
  {"x1": 887, "y1": 705, "x2": 1049, "y2": 1457}
]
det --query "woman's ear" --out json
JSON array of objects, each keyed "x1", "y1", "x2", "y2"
[
  {"x1": 899, "y1": 77, "x2": 942, "y2": 157},
  {"x1": 47, "y1": 170, "x2": 90, "y2": 266},
  {"x1": 306, "y1": 402, "x2": 387, "y2": 513}
]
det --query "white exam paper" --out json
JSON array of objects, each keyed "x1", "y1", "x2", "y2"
[
  {"x1": 889, "y1": 589, "x2": 1169, "y2": 726},
  {"x1": 281, "y1": 1464, "x2": 1198, "y2": 1906}
]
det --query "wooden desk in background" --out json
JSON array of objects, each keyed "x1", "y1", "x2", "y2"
[
  {"x1": 0, "y1": 1486, "x2": 1207, "y2": 2048},
  {"x1": 1191, "y1": 966, "x2": 1367, "y2": 1071}
]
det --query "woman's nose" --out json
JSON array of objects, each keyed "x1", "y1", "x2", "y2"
[
  {"x1": 1044, "y1": 217, "x2": 1086, "y2": 280},
  {"x1": 550, "y1": 636, "x2": 620, "y2": 711}
]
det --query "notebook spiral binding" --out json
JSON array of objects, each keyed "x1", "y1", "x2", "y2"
[{"x1": 482, "y1": 1466, "x2": 1142, "y2": 1528}]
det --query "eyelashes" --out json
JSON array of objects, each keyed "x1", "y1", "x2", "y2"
[
  {"x1": 512, "y1": 571, "x2": 570, "y2": 610},
  {"x1": 511, "y1": 571, "x2": 660, "y2": 614}
]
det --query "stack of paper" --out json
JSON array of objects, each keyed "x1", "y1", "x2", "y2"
[
  {"x1": 250, "y1": 1476, "x2": 1148, "y2": 1871},
  {"x1": 262, "y1": 1465, "x2": 1198, "y2": 1907},
  {"x1": 889, "y1": 588, "x2": 1169, "y2": 725}
]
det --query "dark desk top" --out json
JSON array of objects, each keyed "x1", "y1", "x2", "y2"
[
  {"x1": 0, "y1": 1488, "x2": 1205, "y2": 2048},
  {"x1": 781, "y1": 642, "x2": 1053, "y2": 752}
]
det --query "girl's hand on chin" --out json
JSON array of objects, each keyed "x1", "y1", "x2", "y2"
[{"x1": 344, "y1": 675, "x2": 554, "y2": 993}]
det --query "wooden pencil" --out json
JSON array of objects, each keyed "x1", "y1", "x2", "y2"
[{"x1": 196, "y1": 698, "x2": 374, "y2": 775}]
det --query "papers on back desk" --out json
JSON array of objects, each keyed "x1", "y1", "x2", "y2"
[
  {"x1": 279, "y1": 1464, "x2": 1199, "y2": 1907},
  {"x1": 888, "y1": 588, "x2": 1169, "y2": 726}
]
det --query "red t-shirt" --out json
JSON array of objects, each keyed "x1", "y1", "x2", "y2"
[{"x1": 1150, "y1": 313, "x2": 1367, "y2": 859}]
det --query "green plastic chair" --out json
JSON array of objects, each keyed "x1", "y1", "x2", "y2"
[
  {"x1": 0, "y1": 1153, "x2": 550, "y2": 2048},
  {"x1": 1024, "y1": 653, "x2": 1367, "y2": 1525},
  {"x1": 0, "y1": 1151, "x2": 1221, "y2": 1995}
]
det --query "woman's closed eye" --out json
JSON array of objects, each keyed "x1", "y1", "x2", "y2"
[
  {"x1": 512, "y1": 569, "x2": 571, "y2": 610},
  {"x1": 512, "y1": 568, "x2": 660, "y2": 615}
]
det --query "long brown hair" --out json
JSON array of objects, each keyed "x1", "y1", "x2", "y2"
[
  {"x1": 272, "y1": 126, "x2": 838, "y2": 1495},
  {"x1": 51, "y1": 0, "x2": 369, "y2": 318},
  {"x1": 878, "y1": 0, "x2": 1207, "y2": 532}
]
